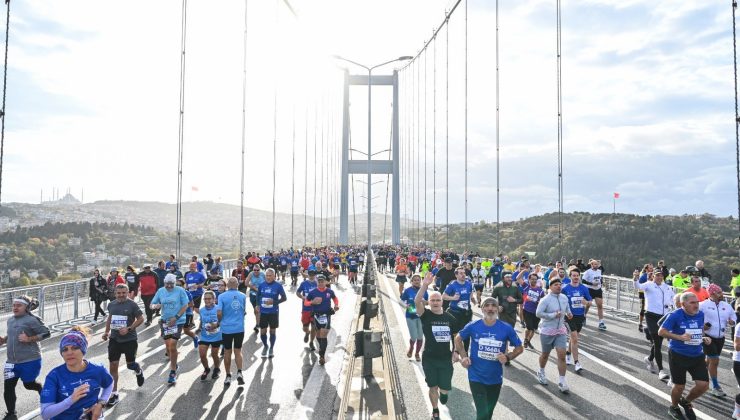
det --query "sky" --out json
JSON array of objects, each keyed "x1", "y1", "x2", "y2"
[{"x1": 1, "y1": 0, "x2": 737, "y2": 226}]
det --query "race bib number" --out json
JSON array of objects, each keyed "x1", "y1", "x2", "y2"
[
  {"x1": 431, "y1": 325, "x2": 451, "y2": 343},
  {"x1": 4, "y1": 363, "x2": 14, "y2": 380},
  {"x1": 315, "y1": 314, "x2": 328, "y2": 325},
  {"x1": 163, "y1": 324, "x2": 179, "y2": 336},
  {"x1": 188, "y1": 284, "x2": 198, "y2": 291},
  {"x1": 527, "y1": 290, "x2": 540, "y2": 303},
  {"x1": 570, "y1": 296, "x2": 583, "y2": 309},
  {"x1": 685, "y1": 328, "x2": 702, "y2": 346},
  {"x1": 204, "y1": 323, "x2": 220, "y2": 335},
  {"x1": 261, "y1": 298, "x2": 274, "y2": 309},
  {"x1": 477, "y1": 337, "x2": 503, "y2": 361},
  {"x1": 110, "y1": 315, "x2": 128, "y2": 330},
  {"x1": 457, "y1": 300, "x2": 469, "y2": 310}
]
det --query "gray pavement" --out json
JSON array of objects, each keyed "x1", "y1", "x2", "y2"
[
  {"x1": 378, "y1": 271, "x2": 732, "y2": 420},
  {"x1": 7, "y1": 276, "x2": 359, "y2": 420}
]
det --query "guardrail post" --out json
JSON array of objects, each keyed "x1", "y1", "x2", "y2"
[
  {"x1": 616, "y1": 279, "x2": 621, "y2": 311},
  {"x1": 39, "y1": 286, "x2": 46, "y2": 319},
  {"x1": 73, "y1": 282, "x2": 79, "y2": 319}
]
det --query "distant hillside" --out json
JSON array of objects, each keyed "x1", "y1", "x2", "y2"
[{"x1": 414, "y1": 212, "x2": 739, "y2": 284}]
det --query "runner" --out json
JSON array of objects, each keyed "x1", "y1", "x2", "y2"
[
  {"x1": 522, "y1": 273, "x2": 545, "y2": 350},
  {"x1": 659, "y1": 292, "x2": 711, "y2": 420},
  {"x1": 306, "y1": 274, "x2": 340, "y2": 365},
  {"x1": 358, "y1": 253, "x2": 365, "y2": 271},
  {"x1": 297, "y1": 268, "x2": 319, "y2": 351},
  {"x1": 185, "y1": 261, "x2": 206, "y2": 331},
  {"x1": 279, "y1": 254, "x2": 289, "y2": 283},
  {"x1": 633, "y1": 269, "x2": 674, "y2": 381},
  {"x1": 699, "y1": 283, "x2": 736, "y2": 397},
  {"x1": 101, "y1": 284, "x2": 145, "y2": 406},
  {"x1": 138, "y1": 263, "x2": 159, "y2": 327},
  {"x1": 217, "y1": 277, "x2": 247, "y2": 386},
  {"x1": 443, "y1": 267, "x2": 476, "y2": 351},
  {"x1": 455, "y1": 296, "x2": 523, "y2": 419},
  {"x1": 490, "y1": 272, "x2": 522, "y2": 328},
  {"x1": 150, "y1": 273, "x2": 190, "y2": 385},
  {"x1": 89, "y1": 269, "x2": 108, "y2": 323},
  {"x1": 124, "y1": 265, "x2": 139, "y2": 300},
  {"x1": 197, "y1": 291, "x2": 222, "y2": 381},
  {"x1": 562, "y1": 269, "x2": 592, "y2": 373},
  {"x1": 434, "y1": 258, "x2": 456, "y2": 310},
  {"x1": 257, "y1": 268, "x2": 288, "y2": 358},
  {"x1": 175, "y1": 278, "x2": 200, "y2": 348},
  {"x1": 395, "y1": 258, "x2": 410, "y2": 295},
  {"x1": 289, "y1": 256, "x2": 301, "y2": 287},
  {"x1": 400, "y1": 274, "x2": 428, "y2": 361},
  {"x1": 471, "y1": 262, "x2": 486, "y2": 307},
  {"x1": 535, "y1": 277, "x2": 573, "y2": 392},
  {"x1": 232, "y1": 260, "x2": 249, "y2": 294},
  {"x1": 40, "y1": 328, "x2": 113, "y2": 420},
  {"x1": 685, "y1": 267, "x2": 710, "y2": 302},
  {"x1": 347, "y1": 254, "x2": 359, "y2": 285},
  {"x1": 1, "y1": 296, "x2": 49, "y2": 420},
  {"x1": 415, "y1": 273, "x2": 457, "y2": 420},
  {"x1": 582, "y1": 259, "x2": 606, "y2": 331},
  {"x1": 732, "y1": 316, "x2": 740, "y2": 419},
  {"x1": 246, "y1": 266, "x2": 267, "y2": 334}
]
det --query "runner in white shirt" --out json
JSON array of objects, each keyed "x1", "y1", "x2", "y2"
[
  {"x1": 582, "y1": 259, "x2": 606, "y2": 330},
  {"x1": 732, "y1": 321, "x2": 740, "y2": 419},
  {"x1": 699, "y1": 284, "x2": 736, "y2": 397},
  {"x1": 633, "y1": 270, "x2": 674, "y2": 380},
  {"x1": 470, "y1": 262, "x2": 486, "y2": 307}
]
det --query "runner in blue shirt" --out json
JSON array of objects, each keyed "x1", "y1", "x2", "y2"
[
  {"x1": 176, "y1": 278, "x2": 199, "y2": 349},
  {"x1": 185, "y1": 262, "x2": 206, "y2": 334},
  {"x1": 40, "y1": 327, "x2": 114, "y2": 420},
  {"x1": 348, "y1": 256, "x2": 359, "y2": 285},
  {"x1": 659, "y1": 292, "x2": 711, "y2": 420},
  {"x1": 279, "y1": 255, "x2": 289, "y2": 283},
  {"x1": 401, "y1": 274, "x2": 429, "y2": 361},
  {"x1": 290, "y1": 258, "x2": 301, "y2": 287},
  {"x1": 487, "y1": 261, "x2": 504, "y2": 288},
  {"x1": 197, "y1": 291, "x2": 222, "y2": 381},
  {"x1": 455, "y1": 297, "x2": 523, "y2": 419},
  {"x1": 442, "y1": 267, "x2": 477, "y2": 350},
  {"x1": 306, "y1": 275, "x2": 340, "y2": 365},
  {"x1": 257, "y1": 269, "x2": 287, "y2": 358},
  {"x1": 151, "y1": 274, "x2": 190, "y2": 384},
  {"x1": 297, "y1": 269, "x2": 319, "y2": 350},
  {"x1": 217, "y1": 277, "x2": 247, "y2": 387},
  {"x1": 562, "y1": 269, "x2": 592, "y2": 373},
  {"x1": 246, "y1": 266, "x2": 267, "y2": 334}
]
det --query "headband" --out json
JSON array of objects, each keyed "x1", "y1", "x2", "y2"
[{"x1": 59, "y1": 330, "x2": 88, "y2": 355}]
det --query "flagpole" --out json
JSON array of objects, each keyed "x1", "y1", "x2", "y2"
[{"x1": 613, "y1": 197, "x2": 615, "y2": 215}]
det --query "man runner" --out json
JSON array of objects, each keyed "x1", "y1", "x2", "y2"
[
  {"x1": 562, "y1": 269, "x2": 591, "y2": 373},
  {"x1": 150, "y1": 273, "x2": 190, "y2": 385},
  {"x1": 217, "y1": 277, "x2": 247, "y2": 386},
  {"x1": 197, "y1": 291, "x2": 222, "y2": 381},
  {"x1": 582, "y1": 259, "x2": 607, "y2": 330},
  {"x1": 257, "y1": 268, "x2": 287, "y2": 358},
  {"x1": 535, "y1": 277, "x2": 572, "y2": 392},
  {"x1": 306, "y1": 275, "x2": 339, "y2": 365},
  {"x1": 101, "y1": 284, "x2": 145, "y2": 406},
  {"x1": 297, "y1": 268, "x2": 319, "y2": 351}
]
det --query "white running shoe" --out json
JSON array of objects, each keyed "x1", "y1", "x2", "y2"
[
  {"x1": 574, "y1": 361, "x2": 584, "y2": 373},
  {"x1": 658, "y1": 370, "x2": 670, "y2": 381},
  {"x1": 565, "y1": 353, "x2": 573, "y2": 365},
  {"x1": 711, "y1": 387, "x2": 726, "y2": 397},
  {"x1": 558, "y1": 381, "x2": 570, "y2": 394},
  {"x1": 644, "y1": 356, "x2": 657, "y2": 374},
  {"x1": 536, "y1": 370, "x2": 548, "y2": 385}
]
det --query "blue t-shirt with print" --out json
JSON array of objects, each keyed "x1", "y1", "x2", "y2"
[{"x1": 458, "y1": 319, "x2": 522, "y2": 385}]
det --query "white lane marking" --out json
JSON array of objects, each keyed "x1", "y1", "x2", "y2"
[
  {"x1": 380, "y1": 273, "x2": 437, "y2": 417},
  {"x1": 295, "y1": 276, "x2": 358, "y2": 419},
  {"x1": 579, "y1": 349, "x2": 716, "y2": 420}
]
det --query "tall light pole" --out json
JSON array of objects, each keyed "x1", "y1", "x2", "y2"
[{"x1": 333, "y1": 55, "x2": 412, "y2": 251}]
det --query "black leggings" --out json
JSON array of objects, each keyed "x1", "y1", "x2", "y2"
[
  {"x1": 734, "y1": 361, "x2": 740, "y2": 406},
  {"x1": 645, "y1": 312, "x2": 664, "y2": 370},
  {"x1": 469, "y1": 381, "x2": 502, "y2": 420},
  {"x1": 93, "y1": 299, "x2": 106, "y2": 320},
  {"x1": 4, "y1": 377, "x2": 42, "y2": 414},
  {"x1": 142, "y1": 294, "x2": 155, "y2": 322}
]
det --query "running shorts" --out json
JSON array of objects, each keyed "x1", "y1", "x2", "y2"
[
  {"x1": 222, "y1": 332, "x2": 245, "y2": 350},
  {"x1": 523, "y1": 310, "x2": 540, "y2": 331},
  {"x1": 421, "y1": 355, "x2": 453, "y2": 390},
  {"x1": 259, "y1": 313, "x2": 279, "y2": 329},
  {"x1": 668, "y1": 350, "x2": 709, "y2": 385},
  {"x1": 108, "y1": 339, "x2": 138, "y2": 362},
  {"x1": 702, "y1": 336, "x2": 725, "y2": 358},
  {"x1": 566, "y1": 315, "x2": 585, "y2": 333}
]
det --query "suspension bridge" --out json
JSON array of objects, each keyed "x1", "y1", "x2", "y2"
[{"x1": 0, "y1": 0, "x2": 739, "y2": 419}]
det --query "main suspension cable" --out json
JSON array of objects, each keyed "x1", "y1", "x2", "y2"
[
  {"x1": 175, "y1": 0, "x2": 188, "y2": 263},
  {"x1": 239, "y1": 0, "x2": 248, "y2": 258},
  {"x1": 0, "y1": 0, "x2": 11, "y2": 207}
]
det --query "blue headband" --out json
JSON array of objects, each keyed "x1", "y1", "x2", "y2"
[{"x1": 60, "y1": 331, "x2": 88, "y2": 355}]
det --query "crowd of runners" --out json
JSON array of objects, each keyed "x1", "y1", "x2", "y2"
[
  {"x1": 2, "y1": 245, "x2": 740, "y2": 419},
  {"x1": 377, "y1": 246, "x2": 740, "y2": 420},
  {"x1": 1, "y1": 247, "x2": 363, "y2": 420}
]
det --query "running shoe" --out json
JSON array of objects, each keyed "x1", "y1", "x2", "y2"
[
  {"x1": 574, "y1": 361, "x2": 584, "y2": 373},
  {"x1": 711, "y1": 386, "x2": 726, "y2": 397},
  {"x1": 415, "y1": 353, "x2": 421, "y2": 362},
  {"x1": 536, "y1": 370, "x2": 548, "y2": 385},
  {"x1": 668, "y1": 406, "x2": 686, "y2": 420},
  {"x1": 638, "y1": 324, "x2": 643, "y2": 333},
  {"x1": 439, "y1": 392, "x2": 448, "y2": 405},
  {"x1": 407, "y1": 348, "x2": 413, "y2": 358},
  {"x1": 658, "y1": 370, "x2": 670, "y2": 381},
  {"x1": 261, "y1": 346, "x2": 269, "y2": 358},
  {"x1": 2, "y1": 412, "x2": 17, "y2": 420},
  {"x1": 431, "y1": 408, "x2": 441, "y2": 420},
  {"x1": 678, "y1": 398, "x2": 697, "y2": 420},
  {"x1": 224, "y1": 374, "x2": 232, "y2": 387},
  {"x1": 643, "y1": 356, "x2": 657, "y2": 374},
  {"x1": 304, "y1": 332, "x2": 310, "y2": 343},
  {"x1": 200, "y1": 369, "x2": 210, "y2": 381},
  {"x1": 268, "y1": 347, "x2": 274, "y2": 358},
  {"x1": 136, "y1": 368, "x2": 145, "y2": 387},
  {"x1": 236, "y1": 371, "x2": 245, "y2": 385},
  {"x1": 598, "y1": 322, "x2": 607, "y2": 331},
  {"x1": 565, "y1": 353, "x2": 573, "y2": 365},
  {"x1": 558, "y1": 381, "x2": 570, "y2": 394},
  {"x1": 253, "y1": 327, "x2": 259, "y2": 334},
  {"x1": 167, "y1": 370, "x2": 177, "y2": 385},
  {"x1": 319, "y1": 357, "x2": 326, "y2": 365},
  {"x1": 732, "y1": 410, "x2": 740, "y2": 420},
  {"x1": 144, "y1": 321, "x2": 151, "y2": 327},
  {"x1": 106, "y1": 393, "x2": 119, "y2": 407},
  {"x1": 211, "y1": 367, "x2": 221, "y2": 379},
  {"x1": 309, "y1": 342, "x2": 316, "y2": 352}
]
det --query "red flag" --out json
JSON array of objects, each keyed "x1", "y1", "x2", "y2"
[
  {"x1": 613, "y1": 192, "x2": 620, "y2": 199},
  {"x1": 191, "y1": 186, "x2": 199, "y2": 192}
]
